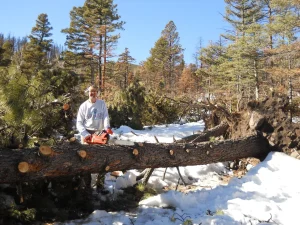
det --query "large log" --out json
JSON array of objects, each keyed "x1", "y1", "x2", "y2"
[{"x1": 0, "y1": 133, "x2": 271, "y2": 184}]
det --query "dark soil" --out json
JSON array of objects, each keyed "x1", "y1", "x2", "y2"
[{"x1": 205, "y1": 96, "x2": 300, "y2": 154}]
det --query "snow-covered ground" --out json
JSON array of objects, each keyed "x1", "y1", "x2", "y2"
[
  {"x1": 59, "y1": 121, "x2": 300, "y2": 225},
  {"x1": 292, "y1": 116, "x2": 300, "y2": 123}
]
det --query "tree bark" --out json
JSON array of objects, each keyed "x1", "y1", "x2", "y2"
[{"x1": 0, "y1": 133, "x2": 270, "y2": 184}]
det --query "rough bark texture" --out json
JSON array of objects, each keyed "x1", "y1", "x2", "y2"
[{"x1": 0, "y1": 134, "x2": 270, "y2": 184}]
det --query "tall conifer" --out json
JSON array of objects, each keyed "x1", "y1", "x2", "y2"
[
  {"x1": 62, "y1": 0, "x2": 124, "y2": 93},
  {"x1": 115, "y1": 47, "x2": 135, "y2": 89}
]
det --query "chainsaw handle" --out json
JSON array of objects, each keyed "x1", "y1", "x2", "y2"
[
  {"x1": 84, "y1": 134, "x2": 92, "y2": 143},
  {"x1": 106, "y1": 128, "x2": 113, "y2": 135},
  {"x1": 85, "y1": 133, "x2": 108, "y2": 145}
]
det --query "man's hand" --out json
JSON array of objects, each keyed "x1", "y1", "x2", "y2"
[
  {"x1": 106, "y1": 128, "x2": 113, "y2": 135},
  {"x1": 84, "y1": 134, "x2": 92, "y2": 143}
]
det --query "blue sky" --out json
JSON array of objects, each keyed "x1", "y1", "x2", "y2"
[{"x1": 0, "y1": 0, "x2": 228, "y2": 64}]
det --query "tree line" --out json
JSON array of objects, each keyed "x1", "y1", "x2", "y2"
[{"x1": 0, "y1": 0, "x2": 299, "y2": 147}]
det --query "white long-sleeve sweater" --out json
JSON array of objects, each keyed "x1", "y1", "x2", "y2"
[{"x1": 76, "y1": 99, "x2": 110, "y2": 137}]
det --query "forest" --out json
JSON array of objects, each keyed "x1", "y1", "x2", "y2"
[
  {"x1": 0, "y1": 0, "x2": 300, "y2": 223},
  {"x1": 0, "y1": 0, "x2": 299, "y2": 147}
]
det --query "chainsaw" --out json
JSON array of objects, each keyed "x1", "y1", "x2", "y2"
[{"x1": 84, "y1": 128, "x2": 113, "y2": 145}]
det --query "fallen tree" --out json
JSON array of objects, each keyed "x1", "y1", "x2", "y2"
[
  {"x1": 0, "y1": 96, "x2": 298, "y2": 185},
  {"x1": 0, "y1": 133, "x2": 270, "y2": 184}
]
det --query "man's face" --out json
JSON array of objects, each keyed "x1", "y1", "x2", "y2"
[{"x1": 88, "y1": 88, "x2": 98, "y2": 102}]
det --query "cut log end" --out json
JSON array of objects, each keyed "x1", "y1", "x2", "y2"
[
  {"x1": 18, "y1": 162, "x2": 29, "y2": 173},
  {"x1": 170, "y1": 150, "x2": 174, "y2": 155},
  {"x1": 133, "y1": 149, "x2": 139, "y2": 155},
  {"x1": 77, "y1": 150, "x2": 87, "y2": 159},
  {"x1": 39, "y1": 146, "x2": 52, "y2": 156},
  {"x1": 63, "y1": 103, "x2": 70, "y2": 111},
  {"x1": 69, "y1": 137, "x2": 76, "y2": 142},
  {"x1": 105, "y1": 166, "x2": 110, "y2": 171}
]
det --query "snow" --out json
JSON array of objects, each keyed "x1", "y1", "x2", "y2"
[
  {"x1": 59, "y1": 121, "x2": 300, "y2": 225},
  {"x1": 292, "y1": 116, "x2": 300, "y2": 123}
]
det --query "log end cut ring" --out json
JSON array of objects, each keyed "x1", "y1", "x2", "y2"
[{"x1": 18, "y1": 162, "x2": 29, "y2": 173}]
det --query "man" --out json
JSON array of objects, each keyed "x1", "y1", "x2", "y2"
[{"x1": 76, "y1": 85, "x2": 111, "y2": 144}]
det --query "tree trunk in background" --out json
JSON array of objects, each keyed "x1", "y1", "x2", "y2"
[{"x1": 0, "y1": 134, "x2": 270, "y2": 184}]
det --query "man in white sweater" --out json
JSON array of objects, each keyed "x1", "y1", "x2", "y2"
[{"x1": 76, "y1": 85, "x2": 111, "y2": 144}]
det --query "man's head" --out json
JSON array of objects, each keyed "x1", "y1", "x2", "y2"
[{"x1": 88, "y1": 85, "x2": 98, "y2": 103}]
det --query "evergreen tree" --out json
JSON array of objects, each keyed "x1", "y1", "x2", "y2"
[
  {"x1": 1, "y1": 40, "x2": 14, "y2": 66},
  {"x1": 144, "y1": 37, "x2": 169, "y2": 90},
  {"x1": 144, "y1": 21, "x2": 183, "y2": 94},
  {"x1": 0, "y1": 46, "x2": 5, "y2": 66},
  {"x1": 109, "y1": 78, "x2": 146, "y2": 129},
  {"x1": 62, "y1": 0, "x2": 124, "y2": 93},
  {"x1": 20, "y1": 13, "x2": 53, "y2": 76},
  {"x1": 115, "y1": 47, "x2": 135, "y2": 89},
  {"x1": 222, "y1": 0, "x2": 265, "y2": 105},
  {"x1": 0, "y1": 14, "x2": 79, "y2": 146},
  {"x1": 262, "y1": 0, "x2": 300, "y2": 119},
  {"x1": 198, "y1": 38, "x2": 228, "y2": 101},
  {"x1": 0, "y1": 36, "x2": 15, "y2": 67},
  {"x1": 161, "y1": 21, "x2": 184, "y2": 90}
]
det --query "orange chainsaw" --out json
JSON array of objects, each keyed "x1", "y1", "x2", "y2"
[{"x1": 84, "y1": 128, "x2": 113, "y2": 145}]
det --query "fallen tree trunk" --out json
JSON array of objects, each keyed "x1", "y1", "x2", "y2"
[
  {"x1": 0, "y1": 133, "x2": 271, "y2": 184},
  {"x1": 177, "y1": 122, "x2": 229, "y2": 143}
]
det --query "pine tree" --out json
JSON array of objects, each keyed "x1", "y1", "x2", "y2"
[
  {"x1": 262, "y1": 0, "x2": 300, "y2": 119},
  {"x1": 144, "y1": 37, "x2": 169, "y2": 90},
  {"x1": 62, "y1": 0, "x2": 124, "y2": 93},
  {"x1": 144, "y1": 21, "x2": 183, "y2": 94},
  {"x1": 115, "y1": 47, "x2": 135, "y2": 89},
  {"x1": 198, "y1": 38, "x2": 228, "y2": 101},
  {"x1": 21, "y1": 13, "x2": 53, "y2": 76},
  {"x1": 221, "y1": 0, "x2": 265, "y2": 105},
  {"x1": 161, "y1": 21, "x2": 184, "y2": 90},
  {"x1": 0, "y1": 14, "x2": 79, "y2": 146},
  {"x1": 109, "y1": 78, "x2": 146, "y2": 129},
  {"x1": 1, "y1": 40, "x2": 14, "y2": 66}
]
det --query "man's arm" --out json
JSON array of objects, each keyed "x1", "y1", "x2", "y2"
[
  {"x1": 76, "y1": 104, "x2": 90, "y2": 138},
  {"x1": 103, "y1": 101, "x2": 110, "y2": 130}
]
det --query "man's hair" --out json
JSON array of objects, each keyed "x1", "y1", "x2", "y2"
[
  {"x1": 85, "y1": 85, "x2": 99, "y2": 95},
  {"x1": 88, "y1": 85, "x2": 98, "y2": 92},
  {"x1": 84, "y1": 85, "x2": 99, "y2": 93}
]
